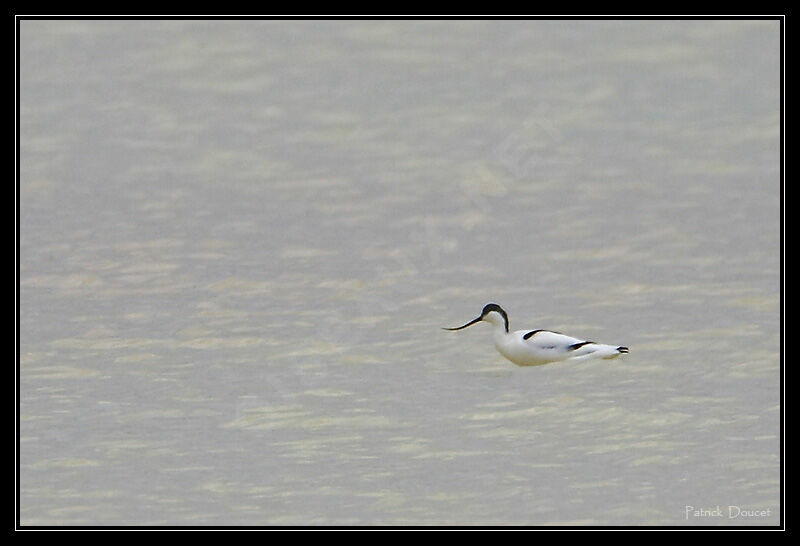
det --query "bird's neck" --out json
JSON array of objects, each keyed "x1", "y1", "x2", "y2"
[
  {"x1": 483, "y1": 310, "x2": 509, "y2": 334},
  {"x1": 491, "y1": 322, "x2": 512, "y2": 354},
  {"x1": 489, "y1": 320, "x2": 510, "y2": 340}
]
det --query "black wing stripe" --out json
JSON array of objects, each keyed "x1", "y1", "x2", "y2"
[
  {"x1": 523, "y1": 329, "x2": 568, "y2": 340},
  {"x1": 567, "y1": 341, "x2": 595, "y2": 351}
]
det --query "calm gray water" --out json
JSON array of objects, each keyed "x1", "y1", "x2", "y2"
[{"x1": 20, "y1": 20, "x2": 781, "y2": 526}]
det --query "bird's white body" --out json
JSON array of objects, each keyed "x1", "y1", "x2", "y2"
[{"x1": 445, "y1": 304, "x2": 628, "y2": 367}]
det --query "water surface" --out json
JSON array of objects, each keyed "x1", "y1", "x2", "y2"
[{"x1": 20, "y1": 20, "x2": 780, "y2": 526}]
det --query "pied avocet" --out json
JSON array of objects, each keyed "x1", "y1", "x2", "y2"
[{"x1": 443, "y1": 303, "x2": 629, "y2": 366}]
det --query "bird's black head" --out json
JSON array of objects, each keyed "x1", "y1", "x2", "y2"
[
  {"x1": 481, "y1": 303, "x2": 505, "y2": 317},
  {"x1": 481, "y1": 303, "x2": 509, "y2": 332},
  {"x1": 442, "y1": 303, "x2": 509, "y2": 333}
]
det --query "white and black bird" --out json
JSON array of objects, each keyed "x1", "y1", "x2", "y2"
[{"x1": 443, "y1": 303, "x2": 628, "y2": 366}]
